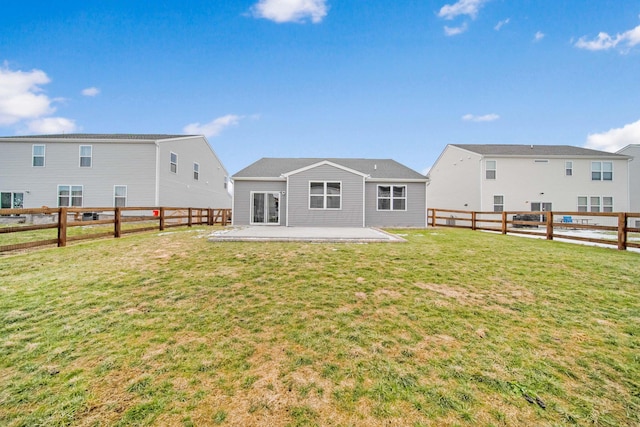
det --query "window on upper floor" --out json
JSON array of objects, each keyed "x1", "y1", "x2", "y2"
[
  {"x1": 114, "y1": 185, "x2": 127, "y2": 207},
  {"x1": 309, "y1": 181, "x2": 341, "y2": 209},
  {"x1": 79, "y1": 145, "x2": 92, "y2": 167},
  {"x1": 58, "y1": 185, "x2": 83, "y2": 207},
  {"x1": 170, "y1": 152, "x2": 178, "y2": 173},
  {"x1": 377, "y1": 185, "x2": 407, "y2": 211},
  {"x1": 493, "y1": 195, "x2": 504, "y2": 212},
  {"x1": 565, "y1": 161, "x2": 573, "y2": 176},
  {"x1": 32, "y1": 145, "x2": 45, "y2": 167},
  {"x1": 591, "y1": 161, "x2": 612, "y2": 181},
  {"x1": 193, "y1": 162, "x2": 199, "y2": 180},
  {"x1": 486, "y1": 160, "x2": 496, "y2": 180}
]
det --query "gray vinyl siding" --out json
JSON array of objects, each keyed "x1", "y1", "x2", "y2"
[
  {"x1": 157, "y1": 136, "x2": 231, "y2": 208},
  {"x1": 0, "y1": 141, "x2": 157, "y2": 208},
  {"x1": 287, "y1": 164, "x2": 364, "y2": 227},
  {"x1": 365, "y1": 182, "x2": 427, "y2": 227},
  {"x1": 232, "y1": 180, "x2": 286, "y2": 226}
]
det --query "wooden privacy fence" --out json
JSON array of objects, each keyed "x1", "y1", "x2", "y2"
[
  {"x1": 0, "y1": 207, "x2": 232, "y2": 253},
  {"x1": 428, "y1": 208, "x2": 640, "y2": 251}
]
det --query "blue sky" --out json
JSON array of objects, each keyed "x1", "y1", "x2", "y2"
[{"x1": 1, "y1": 0, "x2": 640, "y2": 175}]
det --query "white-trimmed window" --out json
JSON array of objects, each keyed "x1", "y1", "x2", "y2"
[
  {"x1": 170, "y1": 152, "x2": 178, "y2": 173},
  {"x1": 578, "y1": 196, "x2": 613, "y2": 212},
  {"x1": 309, "y1": 181, "x2": 341, "y2": 209},
  {"x1": 592, "y1": 161, "x2": 613, "y2": 181},
  {"x1": 486, "y1": 160, "x2": 496, "y2": 180},
  {"x1": 493, "y1": 195, "x2": 504, "y2": 212},
  {"x1": 224, "y1": 176, "x2": 229, "y2": 189},
  {"x1": 565, "y1": 161, "x2": 573, "y2": 176},
  {"x1": 193, "y1": 162, "x2": 199, "y2": 180},
  {"x1": 58, "y1": 185, "x2": 83, "y2": 207},
  {"x1": 377, "y1": 185, "x2": 407, "y2": 211},
  {"x1": 79, "y1": 145, "x2": 92, "y2": 167},
  {"x1": 32, "y1": 145, "x2": 45, "y2": 167},
  {"x1": 114, "y1": 185, "x2": 127, "y2": 207}
]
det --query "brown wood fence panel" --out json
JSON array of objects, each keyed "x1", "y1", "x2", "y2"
[
  {"x1": 428, "y1": 208, "x2": 640, "y2": 252},
  {"x1": 0, "y1": 207, "x2": 232, "y2": 253}
]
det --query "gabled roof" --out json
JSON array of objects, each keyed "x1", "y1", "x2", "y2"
[
  {"x1": 452, "y1": 144, "x2": 629, "y2": 159},
  {"x1": 233, "y1": 158, "x2": 426, "y2": 180},
  {"x1": 0, "y1": 134, "x2": 197, "y2": 142}
]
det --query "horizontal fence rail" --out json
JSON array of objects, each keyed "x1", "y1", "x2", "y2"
[
  {"x1": 428, "y1": 208, "x2": 640, "y2": 251},
  {"x1": 0, "y1": 207, "x2": 232, "y2": 253}
]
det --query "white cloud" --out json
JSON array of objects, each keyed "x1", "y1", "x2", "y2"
[
  {"x1": 25, "y1": 117, "x2": 78, "y2": 134},
  {"x1": 462, "y1": 113, "x2": 500, "y2": 122},
  {"x1": 444, "y1": 23, "x2": 468, "y2": 36},
  {"x1": 494, "y1": 18, "x2": 510, "y2": 31},
  {"x1": 534, "y1": 31, "x2": 545, "y2": 42},
  {"x1": 82, "y1": 87, "x2": 100, "y2": 97},
  {"x1": 585, "y1": 119, "x2": 640, "y2": 152},
  {"x1": 438, "y1": 0, "x2": 488, "y2": 20},
  {"x1": 0, "y1": 64, "x2": 55, "y2": 125},
  {"x1": 574, "y1": 23, "x2": 640, "y2": 52},
  {"x1": 250, "y1": 0, "x2": 328, "y2": 23},
  {"x1": 183, "y1": 114, "x2": 245, "y2": 138}
]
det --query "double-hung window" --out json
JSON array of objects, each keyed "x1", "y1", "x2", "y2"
[
  {"x1": 578, "y1": 196, "x2": 613, "y2": 212},
  {"x1": 193, "y1": 162, "x2": 199, "y2": 180},
  {"x1": 32, "y1": 145, "x2": 45, "y2": 167},
  {"x1": 170, "y1": 152, "x2": 178, "y2": 173},
  {"x1": 486, "y1": 160, "x2": 496, "y2": 180},
  {"x1": 58, "y1": 185, "x2": 83, "y2": 207},
  {"x1": 493, "y1": 195, "x2": 504, "y2": 212},
  {"x1": 114, "y1": 185, "x2": 127, "y2": 207},
  {"x1": 79, "y1": 145, "x2": 92, "y2": 167},
  {"x1": 565, "y1": 161, "x2": 573, "y2": 176},
  {"x1": 377, "y1": 185, "x2": 407, "y2": 211},
  {"x1": 309, "y1": 181, "x2": 341, "y2": 209},
  {"x1": 592, "y1": 161, "x2": 613, "y2": 181}
]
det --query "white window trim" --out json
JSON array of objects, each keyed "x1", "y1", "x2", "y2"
[
  {"x1": 193, "y1": 162, "x2": 200, "y2": 181},
  {"x1": 578, "y1": 195, "x2": 613, "y2": 212},
  {"x1": 114, "y1": 185, "x2": 127, "y2": 207},
  {"x1": 249, "y1": 191, "x2": 281, "y2": 225},
  {"x1": 591, "y1": 161, "x2": 613, "y2": 181},
  {"x1": 493, "y1": 194, "x2": 504, "y2": 212},
  {"x1": 376, "y1": 184, "x2": 407, "y2": 211},
  {"x1": 565, "y1": 161, "x2": 573, "y2": 176},
  {"x1": 308, "y1": 181, "x2": 342, "y2": 210},
  {"x1": 79, "y1": 145, "x2": 92, "y2": 168},
  {"x1": 32, "y1": 144, "x2": 45, "y2": 167},
  {"x1": 485, "y1": 160, "x2": 497, "y2": 180},
  {"x1": 170, "y1": 152, "x2": 178, "y2": 174},
  {"x1": 57, "y1": 185, "x2": 83, "y2": 207}
]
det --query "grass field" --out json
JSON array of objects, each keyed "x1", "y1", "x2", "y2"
[{"x1": 1, "y1": 227, "x2": 638, "y2": 426}]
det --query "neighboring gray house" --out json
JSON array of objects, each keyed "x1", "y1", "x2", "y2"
[
  {"x1": 0, "y1": 134, "x2": 231, "y2": 209},
  {"x1": 232, "y1": 158, "x2": 427, "y2": 227},
  {"x1": 617, "y1": 144, "x2": 640, "y2": 212},
  {"x1": 427, "y1": 144, "x2": 631, "y2": 213}
]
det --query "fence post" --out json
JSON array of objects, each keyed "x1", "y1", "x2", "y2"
[
  {"x1": 188, "y1": 208, "x2": 193, "y2": 227},
  {"x1": 208, "y1": 208, "x2": 213, "y2": 226},
  {"x1": 618, "y1": 213, "x2": 627, "y2": 251},
  {"x1": 431, "y1": 209, "x2": 436, "y2": 227},
  {"x1": 546, "y1": 211, "x2": 554, "y2": 241},
  {"x1": 114, "y1": 207, "x2": 122, "y2": 238},
  {"x1": 471, "y1": 211, "x2": 476, "y2": 230},
  {"x1": 501, "y1": 211, "x2": 507, "y2": 234},
  {"x1": 159, "y1": 207, "x2": 165, "y2": 231},
  {"x1": 57, "y1": 207, "x2": 67, "y2": 247}
]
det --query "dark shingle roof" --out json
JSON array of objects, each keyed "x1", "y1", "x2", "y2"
[
  {"x1": 0, "y1": 134, "x2": 196, "y2": 141},
  {"x1": 452, "y1": 144, "x2": 629, "y2": 158},
  {"x1": 233, "y1": 158, "x2": 426, "y2": 180}
]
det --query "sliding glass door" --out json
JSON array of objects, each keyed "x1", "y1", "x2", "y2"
[{"x1": 251, "y1": 192, "x2": 280, "y2": 225}]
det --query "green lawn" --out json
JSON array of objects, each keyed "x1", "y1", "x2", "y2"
[{"x1": 1, "y1": 227, "x2": 638, "y2": 426}]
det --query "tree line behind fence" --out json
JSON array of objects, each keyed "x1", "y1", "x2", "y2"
[{"x1": 0, "y1": 207, "x2": 232, "y2": 253}]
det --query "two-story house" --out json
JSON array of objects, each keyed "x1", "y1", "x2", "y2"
[
  {"x1": 617, "y1": 144, "x2": 639, "y2": 213},
  {"x1": 427, "y1": 144, "x2": 630, "y2": 213},
  {"x1": 0, "y1": 134, "x2": 231, "y2": 209}
]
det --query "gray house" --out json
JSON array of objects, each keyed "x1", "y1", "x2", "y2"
[
  {"x1": 617, "y1": 144, "x2": 640, "y2": 212},
  {"x1": 0, "y1": 134, "x2": 231, "y2": 209},
  {"x1": 232, "y1": 158, "x2": 427, "y2": 227}
]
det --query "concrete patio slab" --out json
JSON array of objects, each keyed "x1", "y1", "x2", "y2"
[{"x1": 208, "y1": 226, "x2": 406, "y2": 243}]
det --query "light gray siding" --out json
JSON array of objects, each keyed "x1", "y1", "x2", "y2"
[
  {"x1": 157, "y1": 136, "x2": 231, "y2": 208},
  {"x1": 427, "y1": 145, "x2": 482, "y2": 210},
  {"x1": 287, "y1": 164, "x2": 364, "y2": 227},
  {"x1": 232, "y1": 180, "x2": 286, "y2": 226},
  {"x1": 0, "y1": 141, "x2": 157, "y2": 208},
  {"x1": 618, "y1": 145, "x2": 639, "y2": 212},
  {"x1": 365, "y1": 182, "x2": 426, "y2": 227}
]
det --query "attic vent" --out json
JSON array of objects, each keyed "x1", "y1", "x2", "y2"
[
  {"x1": 374, "y1": 164, "x2": 377, "y2": 170},
  {"x1": 534, "y1": 159, "x2": 549, "y2": 163}
]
